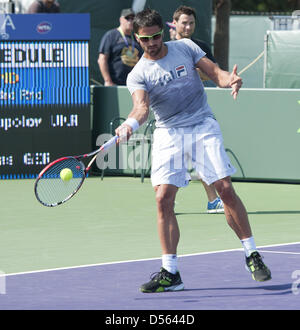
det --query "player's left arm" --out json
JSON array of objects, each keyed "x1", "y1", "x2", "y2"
[
  {"x1": 196, "y1": 57, "x2": 243, "y2": 99},
  {"x1": 195, "y1": 57, "x2": 211, "y2": 81}
]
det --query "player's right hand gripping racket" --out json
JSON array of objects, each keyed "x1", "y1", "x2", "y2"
[{"x1": 34, "y1": 136, "x2": 118, "y2": 207}]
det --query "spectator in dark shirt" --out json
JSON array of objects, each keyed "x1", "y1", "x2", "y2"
[
  {"x1": 98, "y1": 8, "x2": 143, "y2": 86},
  {"x1": 169, "y1": 6, "x2": 216, "y2": 83}
]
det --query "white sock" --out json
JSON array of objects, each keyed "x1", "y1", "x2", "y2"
[
  {"x1": 241, "y1": 236, "x2": 257, "y2": 257},
  {"x1": 162, "y1": 254, "x2": 178, "y2": 274}
]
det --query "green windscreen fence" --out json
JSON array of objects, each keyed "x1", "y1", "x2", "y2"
[
  {"x1": 91, "y1": 86, "x2": 300, "y2": 183},
  {"x1": 264, "y1": 30, "x2": 300, "y2": 88}
]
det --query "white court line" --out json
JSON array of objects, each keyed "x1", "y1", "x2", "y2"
[{"x1": 4, "y1": 241, "x2": 300, "y2": 278}]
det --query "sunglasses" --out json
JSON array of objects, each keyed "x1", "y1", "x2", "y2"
[
  {"x1": 125, "y1": 16, "x2": 135, "y2": 21},
  {"x1": 136, "y1": 30, "x2": 163, "y2": 42}
]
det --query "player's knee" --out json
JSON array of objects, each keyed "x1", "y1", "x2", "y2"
[
  {"x1": 156, "y1": 192, "x2": 169, "y2": 208},
  {"x1": 155, "y1": 190, "x2": 174, "y2": 210},
  {"x1": 215, "y1": 180, "x2": 236, "y2": 205}
]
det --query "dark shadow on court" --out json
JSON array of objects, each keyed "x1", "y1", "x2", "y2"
[
  {"x1": 248, "y1": 210, "x2": 300, "y2": 215},
  {"x1": 184, "y1": 283, "x2": 292, "y2": 292},
  {"x1": 175, "y1": 212, "x2": 212, "y2": 216},
  {"x1": 134, "y1": 283, "x2": 293, "y2": 301}
]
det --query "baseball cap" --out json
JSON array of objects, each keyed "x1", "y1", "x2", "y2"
[{"x1": 121, "y1": 8, "x2": 135, "y2": 17}]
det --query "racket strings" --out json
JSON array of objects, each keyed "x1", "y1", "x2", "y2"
[{"x1": 35, "y1": 158, "x2": 85, "y2": 206}]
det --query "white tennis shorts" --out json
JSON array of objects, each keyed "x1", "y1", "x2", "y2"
[{"x1": 151, "y1": 117, "x2": 236, "y2": 187}]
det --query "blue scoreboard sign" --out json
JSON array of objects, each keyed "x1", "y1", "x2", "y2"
[
  {"x1": 0, "y1": 14, "x2": 91, "y2": 178},
  {"x1": 0, "y1": 40, "x2": 89, "y2": 105}
]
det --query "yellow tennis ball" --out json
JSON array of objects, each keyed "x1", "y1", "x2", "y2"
[{"x1": 60, "y1": 168, "x2": 73, "y2": 182}]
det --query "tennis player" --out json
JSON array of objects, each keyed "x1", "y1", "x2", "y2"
[{"x1": 115, "y1": 8, "x2": 271, "y2": 293}]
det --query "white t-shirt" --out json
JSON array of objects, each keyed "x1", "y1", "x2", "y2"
[{"x1": 126, "y1": 38, "x2": 214, "y2": 128}]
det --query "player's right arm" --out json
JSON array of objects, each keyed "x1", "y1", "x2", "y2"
[
  {"x1": 128, "y1": 89, "x2": 150, "y2": 124},
  {"x1": 115, "y1": 89, "x2": 150, "y2": 141}
]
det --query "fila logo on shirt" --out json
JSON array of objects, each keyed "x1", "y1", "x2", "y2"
[
  {"x1": 175, "y1": 65, "x2": 187, "y2": 78},
  {"x1": 158, "y1": 64, "x2": 187, "y2": 86}
]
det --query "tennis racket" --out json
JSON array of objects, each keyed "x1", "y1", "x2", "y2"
[{"x1": 34, "y1": 135, "x2": 118, "y2": 207}]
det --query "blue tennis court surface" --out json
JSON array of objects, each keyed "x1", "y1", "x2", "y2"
[{"x1": 1, "y1": 242, "x2": 299, "y2": 310}]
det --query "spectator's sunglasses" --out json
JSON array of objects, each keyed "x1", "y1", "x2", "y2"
[
  {"x1": 136, "y1": 30, "x2": 163, "y2": 43},
  {"x1": 125, "y1": 15, "x2": 135, "y2": 21}
]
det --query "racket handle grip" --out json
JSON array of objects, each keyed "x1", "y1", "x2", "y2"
[{"x1": 100, "y1": 135, "x2": 118, "y2": 151}]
